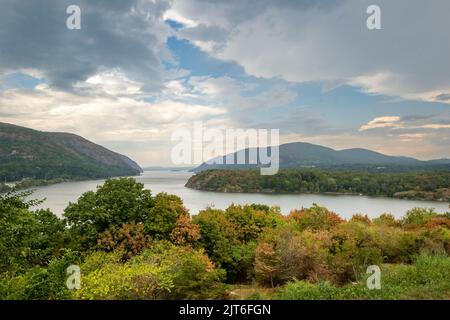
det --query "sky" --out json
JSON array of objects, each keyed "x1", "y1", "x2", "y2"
[{"x1": 0, "y1": 0, "x2": 450, "y2": 165}]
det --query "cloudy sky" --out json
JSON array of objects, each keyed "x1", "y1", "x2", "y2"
[{"x1": 1, "y1": 0, "x2": 450, "y2": 165}]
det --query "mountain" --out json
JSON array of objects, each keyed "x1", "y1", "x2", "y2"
[
  {"x1": 193, "y1": 142, "x2": 449, "y2": 172},
  {"x1": 0, "y1": 122, "x2": 142, "y2": 181}
]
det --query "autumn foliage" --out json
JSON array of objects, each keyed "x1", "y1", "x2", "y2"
[{"x1": 1, "y1": 178, "x2": 449, "y2": 300}]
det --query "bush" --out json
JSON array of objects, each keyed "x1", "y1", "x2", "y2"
[
  {"x1": 288, "y1": 204, "x2": 344, "y2": 231},
  {"x1": 419, "y1": 227, "x2": 450, "y2": 255},
  {"x1": 75, "y1": 243, "x2": 226, "y2": 300},
  {"x1": 193, "y1": 205, "x2": 282, "y2": 283},
  {"x1": 77, "y1": 251, "x2": 122, "y2": 275},
  {"x1": 329, "y1": 222, "x2": 384, "y2": 283},
  {"x1": 275, "y1": 280, "x2": 338, "y2": 300},
  {"x1": 426, "y1": 217, "x2": 450, "y2": 230},
  {"x1": 276, "y1": 254, "x2": 450, "y2": 300},
  {"x1": 224, "y1": 204, "x2": 282, "y2": 242},
  {"x1": 372, "y1": 225, "x2": 420, "y2": 263},
  {"x1": 170, "y1": 214, "x2": 200, "y2": 246},
  {"x1": 132, "y1": 242, "x2": 226, "y2": 299},
  {"x1": 255, "y1": 226, "x2": 332, "y2": 286},
  {"x1": 350, "y1": 214, "x2": 371, "y2": 225},
  {"x1": 74, "y1": 263, "x2": 173, "y2": 300},
  {"x1": 402, "y1": 208, "x2": 438, "y2": 228},
  {"x1": 97, "y1": 222, "x2": 150, "y2": 261},
  {"x1": 0, "y1": 249, "x2": 81, "y2": 300},
  {"x1": 373, "y1": 213, "x2": 400, "y2": 227}
]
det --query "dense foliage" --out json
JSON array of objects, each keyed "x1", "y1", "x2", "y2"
[
  {"x1": 1, "y1": 178, "x2": 449, "y2": 300},
  {"x1": 186, "y1": 169, "x2": 450, "y2": 201}
]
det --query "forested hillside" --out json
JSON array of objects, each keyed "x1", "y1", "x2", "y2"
[
  {"x1": 0, "y1": 122, "x2": 142, "y2": 181},
  {"x1": 193, "y1": 142, "x2": 450, "y2": 172}
]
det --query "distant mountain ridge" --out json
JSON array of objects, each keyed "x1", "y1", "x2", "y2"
[
  {"x1": 193, "y1": 142, "x2": 450, "y2": 172},
  {"x1": 0, "y1": 122, "x2": 142, "y2": 181}
]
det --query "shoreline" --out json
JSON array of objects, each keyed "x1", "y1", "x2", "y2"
[
  {"x1": 184, "y1": 184, "x2": 450, "y2": 204},
  {"x1": 15, "y1": 171, "x2": 450, "y2": 218},
  {"x1": 0, "y1": 174, "x2": 143, "y2": 193}
]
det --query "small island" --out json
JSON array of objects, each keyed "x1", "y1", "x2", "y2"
[{"x1": 186, "y1": 169, "x2": 450, "y2": 202}]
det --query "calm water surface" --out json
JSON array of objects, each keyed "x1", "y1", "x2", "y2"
[{"x1": 29, "y1": 170, "x2": 450, "y2": 219}]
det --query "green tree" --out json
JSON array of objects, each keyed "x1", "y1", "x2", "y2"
[
  {"x1": 193, "y1": 208, "x2": 239, "y2": 268},
  {"x1": 0, "y1": 190, "x2": 64, "y2": 273},
  {"x1": 402, "y1": 208, "x2": 437, "y2": 227},
  {"x1": 193, "y1": 205, "x2": 282, "y2": 282},
  {"x1": 0, "y1": 249, "x2": 80, "y2": 300},
  {"x1": 288, "y1": 204, "x2": 343, "y2": 231},
  {"x1": 63, "y1": 178, "x2": 154, "y2": 249},
  {"x1": 145, "y1": 193, "x2": 189, "y2": 239},
  {"x1": 224, "y1": 204, "x2": 282, "y2": 242}
]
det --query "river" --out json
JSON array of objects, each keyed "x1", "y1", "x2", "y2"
[{"x1": 29, "y1": 170, "x2": 450, "y2": 219}]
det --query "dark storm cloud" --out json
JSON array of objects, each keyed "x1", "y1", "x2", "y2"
[
  {"x1": 173, "y1": 0, "x2": 343, "y2": 44},
  {"x1": 0, "y1": 0, "x2": 172, "y2": 91},
  {"x1": 179, "y1": 0, "x2": 343, "y2": 22}
]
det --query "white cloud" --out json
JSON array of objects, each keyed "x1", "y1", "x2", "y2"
[
  {"x1": 3, "y1": 0, "x2": 450, "y2": 164},
  {"x1": 77, "y1": 70, "x2": 143, "y2": 96},
  {"x1": 164, "y1": 8, "x2": 198, "y2": 28},
  {"x1": 0, "y1": 75, "x2": 228, "y2": 164},
  {"x1": 186, "y1": 76, "x2": 297, "y2": 111},
  {"x1": 172, "y1": 0, "x2": 450, "y2": 104},
  {"x1": 359, "y1": 116, "x2": 402, "y2": 131},
  {"x1": 360, "y1": 116, "x2": 450, "y2": 132},
  {"x1": 419, "y1": 124, "x2": 450, "y2": 130},
  {"x1": 394, "y1": 133, "x2": 426, "y2": 142},
  {"x1": 188, "y1": 76, "x2": 242, "y2": 97}
]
